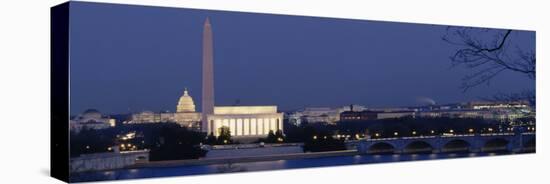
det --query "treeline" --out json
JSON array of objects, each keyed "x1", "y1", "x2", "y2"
[
  {"x1": 70, "y1": 123, "x2": 207, "y2": 161},
  {"x1": 285, "y1": 117, "x2": 504, "y2": 140},
  {"x1": 335, "y1": 117, "x2": 502, "y2": 137}
]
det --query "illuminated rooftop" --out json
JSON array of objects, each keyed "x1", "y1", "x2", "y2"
[{"x1": 213, "y1": 106, "x2": 278, "y2": 115}]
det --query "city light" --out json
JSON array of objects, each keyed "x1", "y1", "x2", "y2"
[
  {"x1": 375, "y1": 133, "x2": 380, "y2": 137},
  {"x1": 394, "y1": 132, "x2": 398, "y2": 136},
  {"x1": 430, "y1": 130, "x2": 435, "y2": 134},
  {"x1": 468, "y1": 128, "x2": 474, "y2": 133},
  {"x1": 412, "y1": 131, "x2": 417, "y2": 135},
  {"x1": 449, "y1": 129, "x2": 454, "y2": 133},
  {"x1": 488, "y1": 128, "x2": 493, "y2": 132},
  {"x1": 313, "y1": 135, "x2": 317, "y2": 140}
]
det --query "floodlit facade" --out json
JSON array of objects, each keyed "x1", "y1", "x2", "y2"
[
  {"x1": 128, "y1": 89, "x2": 201, "y2": 129},
  {"x1": 206, "y1": 106, "x2": 283, "y2": 137},
  {"x1": 70, "y1": 109, "x2": 116, "y2": 133},
  {"x1": 288, "y1": 105, "x2": 367, "y2": 125}
]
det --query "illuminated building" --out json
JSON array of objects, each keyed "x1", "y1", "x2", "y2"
[
  {"x1": 128, "y1": 89, "x2": 201, "y2": 129},
  {"x1": 129, "y1": 18, "x2": 283, "y2": 136},
  {"x1": 288, "y1": 105, "x2": 366, "y2": 125},
  {"x1": 70, "y1": 109, "x2": 116, "y2": 133},
  {"x1": 206, "y1": 106, "x2": 283, "y2": 138}
]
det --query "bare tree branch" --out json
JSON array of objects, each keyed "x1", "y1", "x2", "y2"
[{"x1": 443, "y1": 27, "x2": 535, "y2": 91}]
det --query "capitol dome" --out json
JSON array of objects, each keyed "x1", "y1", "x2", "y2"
[{"x1": 177, "y1": 88, "x2": 196, "y2": 112}]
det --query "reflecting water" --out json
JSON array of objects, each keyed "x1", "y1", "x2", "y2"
[{"x1": 70, "y1": 152, "x2": 517, "y2": 182}]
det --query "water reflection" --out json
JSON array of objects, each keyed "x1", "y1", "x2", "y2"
[{"x1": 71, "y1": 152, "x2": 514, "y2": 182}]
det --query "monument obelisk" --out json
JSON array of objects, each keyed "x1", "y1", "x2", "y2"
[{"x1": 201, "y1": 17, "x2": 214, "y2": 133}]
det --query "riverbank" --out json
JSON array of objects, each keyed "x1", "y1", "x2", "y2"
[{"x1": 130, "y1": 149, "x2": 359, "y2": 168}]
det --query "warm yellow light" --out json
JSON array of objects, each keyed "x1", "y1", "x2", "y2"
[
  {"x1": 394, "y1": 132, "x2": 398, "y2": 136},
  {"x1": 375, "y1": 133, "x2": 380, "y2": 137},
  {"x1": 412, "y1": 131, "x2": 417, "y2": 135},
  {"x1": 313, "y1": 135, "x2": 317, "y2": 140},
  {"x1": 449, "y1": 129, "x2": 454, "y2": 133},
  {"x1": 107, "y1": 147, "x2": 112, "y2": 151},
  {"x1": 223, "y1": 140, "x2": 228, "y2": 144},
  {"x1": 468, "y1": 128, "x2": 474, "y2": 133}
]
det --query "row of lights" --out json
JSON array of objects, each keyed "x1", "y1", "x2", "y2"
[
  {"x1": 317, "y1": 126, "x2": 523, "y2": 140},
  {"x1": 367, "y1": 128, "x2": 487, "y2": 138}
]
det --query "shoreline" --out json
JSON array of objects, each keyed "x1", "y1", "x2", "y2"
[{"x1": 129, "y1": 150, "x2": 359, "y2": 169}]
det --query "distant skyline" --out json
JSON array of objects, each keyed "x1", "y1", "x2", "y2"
[{"x1": 69, "y1": 2, "x2": 535, "y2": 115}]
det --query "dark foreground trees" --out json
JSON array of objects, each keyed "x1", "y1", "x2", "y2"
[
  {"x1": 70, "y1": 123, "x2": 207, "y2": 161},
  {"x1": 148, "y1": 124, "x2": 207, "y2": 161}
]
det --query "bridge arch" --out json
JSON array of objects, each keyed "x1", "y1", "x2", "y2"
[
  {"x1": 482, "y1": 138, "x2": 510, "y2": 152},
  {"x1": 442, "y1": 139, "x2": 470, "y2": 153},
  {"x1": 367, "y1": 142, "x2": 395, "y2": 154},
  {"x1": 403, "y1": 140, "x2": 434, "y2": 154}
]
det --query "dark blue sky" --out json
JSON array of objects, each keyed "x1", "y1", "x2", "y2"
[{"x1": 69, "y1": 2, "x2": 535, "y2": 115}]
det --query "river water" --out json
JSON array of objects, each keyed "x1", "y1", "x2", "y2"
[{"x1": 70, "y1": 152, "x2": 520, "y2": 182}]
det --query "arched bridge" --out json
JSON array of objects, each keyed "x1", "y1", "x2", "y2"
[{"x1": 350, "y1": 132, "x2": 535, "y2": 154}]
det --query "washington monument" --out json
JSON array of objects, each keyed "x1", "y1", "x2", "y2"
[{"x1": 201, "y1": 17, "x2": 214, "y2": 132}]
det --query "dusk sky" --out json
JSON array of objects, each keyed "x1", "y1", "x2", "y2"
[{"x1": 69, "y1": 2, "x2": 535, "y2": 115}]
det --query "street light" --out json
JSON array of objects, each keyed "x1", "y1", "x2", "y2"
[
  {"x1": 394, "y1": 132, "x2": 399, "y2": 136},
  {"x1": 412, "y1": 131, "x2": 417, "y2": 136},
  {"x1": 430, "y1": 130, "x2": 435, "y2": 134},
  {"x1": 468, "y1": 128, "x2": 474, "y2": 133}
]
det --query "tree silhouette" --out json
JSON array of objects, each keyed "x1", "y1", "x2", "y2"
[
  {"x1": 442, "y1": 27, "x2": 535, "y2": 91},
  {"x1": 205, "y1": 132, "x2": 217, "y2": 145},
  {"x1": 217, "y1": 126, "x2": 232, "y2": 144}
]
